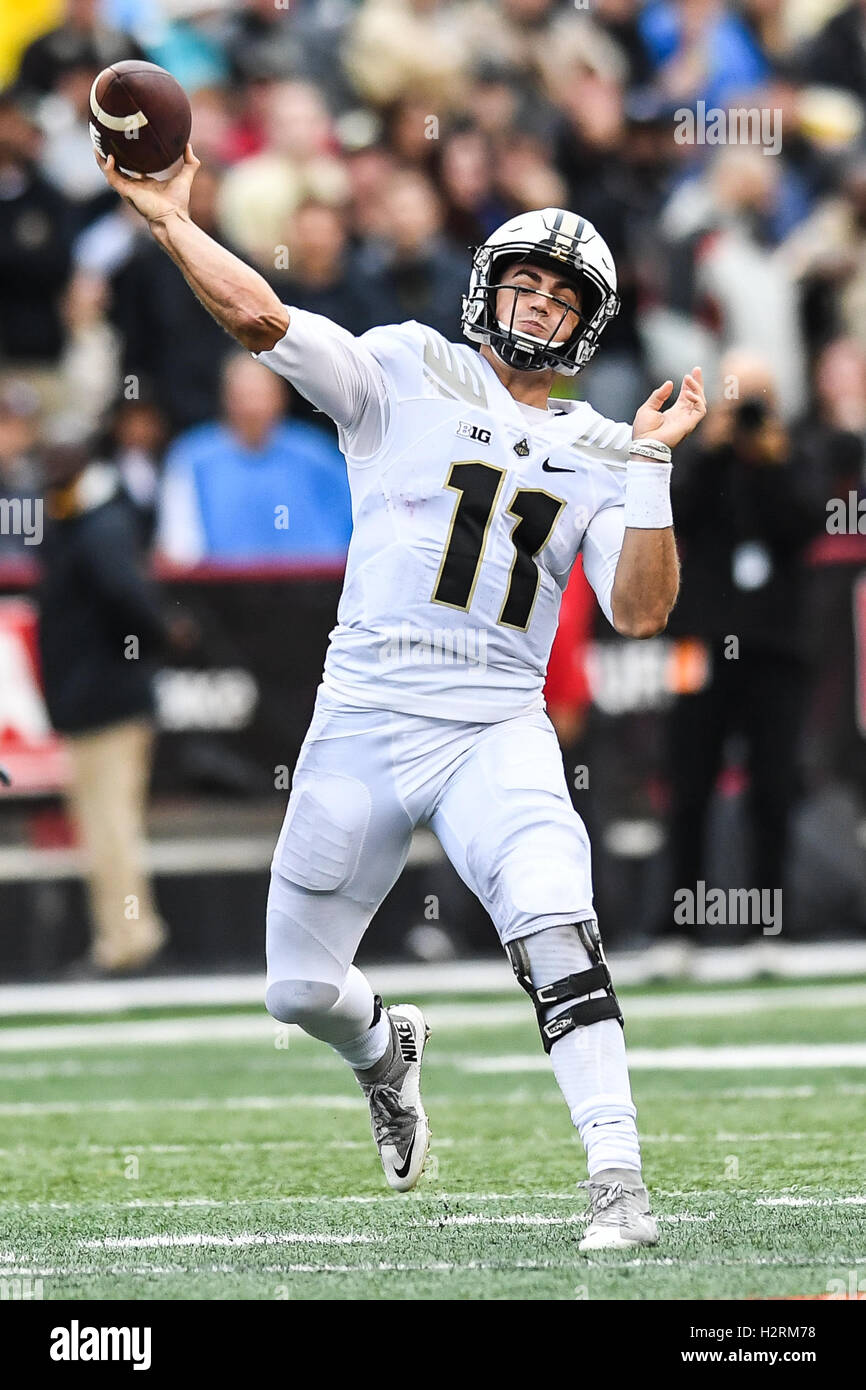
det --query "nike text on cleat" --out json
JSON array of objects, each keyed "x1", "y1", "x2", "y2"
[
  {"x1": 393, "y1": 1018, "x2": 419, "y2": 1063},
  {"x1": 355, "y1": 1003, "x2": 431, "y2": 1193},
  {"x1": 577, "y1": 1167, "x2": 659, "y2": 1251}
]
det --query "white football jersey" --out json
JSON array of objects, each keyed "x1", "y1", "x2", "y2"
[{"x1": 256, "y1": 313, "x2": 632, "y2": 722}]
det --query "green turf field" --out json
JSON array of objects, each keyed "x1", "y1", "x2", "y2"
[{"x1": 1, "y1": 977, "x2": 865, "y2": 1300}]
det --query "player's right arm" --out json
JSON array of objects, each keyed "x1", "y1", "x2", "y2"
[
  {"x1": 96, "y1": 145, "x2": 288, "y2": 352},
  {"x1": 96, "y1": 144, "x2": 389, "y2": 453}
]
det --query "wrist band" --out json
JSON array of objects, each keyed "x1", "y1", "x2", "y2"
[
  {"x1": 624, "y1": 457, "x2": 673, "y2": 528},
  {"x1": 629, "y1": 437, "x2": 672, "y2": 464}
]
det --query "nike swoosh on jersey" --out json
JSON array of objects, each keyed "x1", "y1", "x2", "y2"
[
  {"x1": 392, "y1": 1136, "x2": 416, "y2": 1180},
  {"x1": 541, "y1": 458, "x2": 576, "y2": 473}
]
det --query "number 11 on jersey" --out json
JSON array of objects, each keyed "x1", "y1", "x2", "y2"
[{"x1": 431, "y1": 459, "x2": 565, "y2": 631}]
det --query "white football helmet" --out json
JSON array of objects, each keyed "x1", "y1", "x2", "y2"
[{"x1": 461, "y1": 207, "x2": 621, "y2": 376}]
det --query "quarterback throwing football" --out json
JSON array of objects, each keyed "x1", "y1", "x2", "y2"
[{"x1": 98, "y1": 144, "x2": 705, "y2": 1250}]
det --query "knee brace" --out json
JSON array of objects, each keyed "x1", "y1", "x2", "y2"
[{"x1": 507, "y1": 919, "x2": 623, "y2": 1054}]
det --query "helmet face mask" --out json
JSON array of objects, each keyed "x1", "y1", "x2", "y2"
[
  {"x1": 488, "y1": 256, "x2": 598, "y2": 373},
  {"x1": 462, "y1": 210, "x2": 621, "y2": 377}
]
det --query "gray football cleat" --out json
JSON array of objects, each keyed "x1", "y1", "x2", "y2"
[
  {"x1": 578, "y1": 1167, "x2": 659, "y2": 1251},
  {"x1": 354, "y1": 1001, "x2": 431, "y2": 1192}
]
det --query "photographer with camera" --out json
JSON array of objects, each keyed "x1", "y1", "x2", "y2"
[{"x1": 659, "y1": 349, "x2": 826, "y2": 946}]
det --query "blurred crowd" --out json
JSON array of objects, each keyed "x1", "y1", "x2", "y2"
[
  {"x1": 4, "y1": 0, "x2": 866, "y2": 963},
  {"x1": 3, "y1": 0, "x2": 866, "y2": 562}
]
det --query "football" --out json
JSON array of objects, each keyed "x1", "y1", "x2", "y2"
[{"x1": 89, "y1": 59, "x2": 191, "y2": 178}]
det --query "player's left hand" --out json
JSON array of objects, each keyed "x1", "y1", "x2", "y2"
[{"x1": 632, "y1": 367, "x2": 706, "y2": 450}]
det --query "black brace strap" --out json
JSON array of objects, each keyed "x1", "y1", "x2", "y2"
[{"x1": 508, "y1": 924, "x2": 624, "y2": 1054}]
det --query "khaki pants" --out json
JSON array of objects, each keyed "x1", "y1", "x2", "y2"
[
  {"x1": 0, "y1": 364, "x2": 71, "y2": 418},
  {"x1": 66, "y1": 717, "x2": 168, "y2": 970}
]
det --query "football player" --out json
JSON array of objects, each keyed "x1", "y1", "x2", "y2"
[{"x1": 97, "y1": 145, "x2": 705, "y2": 1250}]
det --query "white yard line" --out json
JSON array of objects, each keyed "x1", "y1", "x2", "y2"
[
  {"x1": 0, "y1": 1063, "x2": 863, "y2": 1118},
  {"x1": 0, "y1": 1138, "x2": 457, "y2": 1158},
  {"x1": 0, "y1": 1060, "x2": 144, "y2": 1081},
  {"x1": 656, "y1": 1213, "x2": 718, "y2": 1223},
  {"x1": 0, "y1": 962, "x2": 514, "y2": 1016},
  {"x1": 0, "y1": 1260, "x2": 627, "y2": 1276},
  {"x1": 0, "y1": 1094, "x2": 363, "y2": 1116},
  {"x1": 4, "y1": 1253, "x2": 864, "y2": 1278},
  {"x1": 423, "y1": 1213, "x2": 584, "y2": 1228},
  {"x1": 119, "y1": 1138, "x2": 379, "y2": 1151},
  {"x1": 0, "y1": 1141, "x2": 379, "y2": 1158},
  {"x1": 0, "y1": 1190, "x2": 645, "y2": 1212},
  {"x1": 2, "y1": 1190, "x2": 860, "y2": 1214},
  {"x1": 0, "y1": 1194, "x2": 398, "y2": 1211},
  {"x1": 755, "y1": 1196, "x2": 866, "y2": 1207},
  {"x1": 420, "y1": 1212, "x2": 716, "y2": 1228},
  {"x1": 584, "y1": 1255, "x2": 866, "y2": 1269},
  {"x1": 462, "y1": 1043, "x2": 866, "y2": 1071},
  {"x1": 2, "y1": 982, "x2": 866, "y2": 1053},
  {"x1": 0, "y1": 1015, "x2": 278, "y2": 1052},
  {"x1": 79, "y1": 1232, "x2": 387, "y2": 1249},
  {"x1": 642, "y1": 1131, "x2": 832, "y2": 1142},
  {"x1": 711, "y1": 1086, "x2": 817, "y2": 1099},
  {"x1": 0, "y1": 1098, "x2": 846, "y2": 1124},
  {"x1": 710, "y1": 1131, "x2": 832, "y2": 1142},
  {"x1": 2, "y1": 945, "x2": 866, "y2": 1017},
  {"x1": 621, "y1": 983, "x2": 866, "y2": 1018}
]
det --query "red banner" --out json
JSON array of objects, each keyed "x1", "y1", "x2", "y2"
[{"x1": 0, "y1": 597, "x2": 70, "y2": 794}]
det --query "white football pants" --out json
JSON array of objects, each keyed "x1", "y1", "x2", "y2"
[{"x1": 266, "y1": 686, "x2": 596, "y2": 1001}]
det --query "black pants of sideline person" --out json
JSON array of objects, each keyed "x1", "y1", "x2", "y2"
[{"x1": 660, "y1": 646, "x2": 809, "y2": 941}]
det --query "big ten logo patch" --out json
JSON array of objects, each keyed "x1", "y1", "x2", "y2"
[{"x1": 456, "y1": 421, "x2": 492, "y2": 445}]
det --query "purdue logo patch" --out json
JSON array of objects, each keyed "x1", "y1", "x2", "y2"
[{"x1": 513, "y1": 436, "x2": 530, "y2": 457}]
